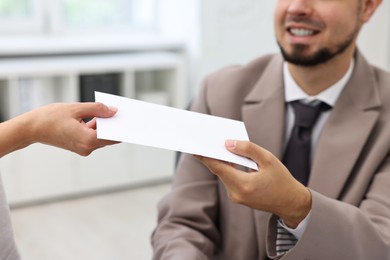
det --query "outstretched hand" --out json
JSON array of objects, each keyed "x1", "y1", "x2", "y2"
[
  {"x1": 196, "y1": 139, "x2": 312, "y2": 228},
  {"x1": 0, "y1": 102, "x2": 118, "y2": 157},
  {"x1": 31, "y1": 102, "x2": 118, "y2": 156}
]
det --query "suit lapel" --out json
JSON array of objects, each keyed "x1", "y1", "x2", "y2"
[
  {"x1": 309, "y1": 52, "x2": 381, "y2": 199},
  {"x1": 242, "y1": 55, "x2": 286, "y2": 159}
]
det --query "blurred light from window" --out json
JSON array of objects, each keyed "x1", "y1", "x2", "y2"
[
  {"x1": 0, "y1": 0, "x2": 29, "y2": 19},
  {"x1": 61, "y1": 0, "x2": 156, "y2": 30}
]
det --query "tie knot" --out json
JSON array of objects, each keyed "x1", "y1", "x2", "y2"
[{"x1": 291, "y1": 101, "x2": 331, "y2": 129}]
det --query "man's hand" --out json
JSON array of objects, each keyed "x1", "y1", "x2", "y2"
[{"x1": 196, "y1": 139, "x2": 312, "y2": 228}]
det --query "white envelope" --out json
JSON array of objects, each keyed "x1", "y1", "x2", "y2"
[{"x1": 95, "y1": 91, "x2": 258, "y2": 170}]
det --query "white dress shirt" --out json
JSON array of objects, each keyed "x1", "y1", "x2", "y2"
[{"x1": 279, "y1": 60, "x2": 354, "y2": 239}]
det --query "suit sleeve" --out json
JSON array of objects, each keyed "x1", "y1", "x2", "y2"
[
  {"x1": 268, "y1": 156, "x2": 390, "y2": 260},
  {"x1": 151, "y1": 79, "x2": 221, "y2": 259}
]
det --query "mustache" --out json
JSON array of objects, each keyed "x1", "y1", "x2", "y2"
[{"x1": 285, "y1": 16, "x2": 325, "y2": 29}]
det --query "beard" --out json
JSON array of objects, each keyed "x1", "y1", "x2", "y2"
[{"x1": 277, "y1": 31, "x2": 357, "y2": 67}]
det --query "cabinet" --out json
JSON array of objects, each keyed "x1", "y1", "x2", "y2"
[{"x1": 0, "y1": 50, "x2": 186, "y2": 206}]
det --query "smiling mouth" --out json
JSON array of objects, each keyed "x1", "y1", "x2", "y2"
[{"x1": 288, "y1": 28, "x2": 318, "y2": 37}]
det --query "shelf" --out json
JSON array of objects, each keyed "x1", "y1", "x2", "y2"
[
  {"x1": 0, "y1": 52, "x2": 183, "y2": 77},
  {"x1": 0, "y1": 35, "x2": 185, "y2": 57},
  {"x1": 0, "y1": 49, "x2": 187, "y2": 206},
  {"x1": 0, "y1": 51, "x2": 187, "y2": 119}
]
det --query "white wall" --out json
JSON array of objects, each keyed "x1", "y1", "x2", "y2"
[
  {"x1": 199, "y1": 0, "x2": 278, "y2": 91},
  {"x1": 357, "y1": 0, "x2": 390, "y2": 70},
  {"x1": 157, "y1": 0, "x2": 201, "y2": 100}
]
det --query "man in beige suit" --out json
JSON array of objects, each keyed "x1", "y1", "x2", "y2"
[{"x1": 152, "y1": 0, "x2": 390, "y2": 259}]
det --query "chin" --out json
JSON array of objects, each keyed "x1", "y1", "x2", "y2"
[{"x1": 277, "y1": 31, "x2": 356, "y2": 66}]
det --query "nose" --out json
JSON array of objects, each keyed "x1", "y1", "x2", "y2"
[{"x1": 287, "y1": 0, "x2": 313, "y2": 17}]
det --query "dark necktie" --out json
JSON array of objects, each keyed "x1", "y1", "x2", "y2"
[
  {"x1": 276, "y1": 100, "x2": 331, "y2": 257},
  {"x1": 282, "y1": 100, "x2": 331, "y2": 186}
]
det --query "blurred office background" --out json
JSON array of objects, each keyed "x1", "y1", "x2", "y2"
[{"x1": 0, "y1": 0, "x2": 389, "y2": 259}]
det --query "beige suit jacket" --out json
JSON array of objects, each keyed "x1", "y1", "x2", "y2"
[{"x1": 152, "y1": 51, "x2": 390, "y2": 259}]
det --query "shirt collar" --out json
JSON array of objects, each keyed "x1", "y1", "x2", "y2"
[{"x1": 284, "y1": 60, "x2": 354, "y2": 107}]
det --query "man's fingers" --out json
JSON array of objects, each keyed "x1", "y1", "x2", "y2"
[
  {"x1": 197, "y1": 156, "x2": 246, "y2": 183},
  {"x1": 196, "y1": 156, "x2": 253, "y2": 204},
  {"x1": 198, "y1": 156, "x2": 231, "y2": 176},
  {"x1": 225, "y1": 139, "x2": 271, "y2": 166}
]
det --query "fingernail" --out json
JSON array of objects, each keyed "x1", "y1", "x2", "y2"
[
  {"x1": 108, "y1": 106, "x2": 118, "y2": 112},
  {"x1": 225, "y1": 139, "x2": 236, "y2": 149}
]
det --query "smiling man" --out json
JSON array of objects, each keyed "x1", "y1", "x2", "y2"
[{"x1": 152, "y1": 0, "x2": 389, "y2": 259}]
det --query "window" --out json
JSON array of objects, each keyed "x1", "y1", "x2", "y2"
[
  {"x1": 0, "y1": 0, "x2": 157, "y2": 35},
  {"x1": 0, "y1": 0, "x2": 44, "y2": 33},
  {"x1": 0, "y1": 0, "x2": 29, "y2": 18},
  {"x1": 55, "y1": 0, "x2": 157, "y2": 33}
]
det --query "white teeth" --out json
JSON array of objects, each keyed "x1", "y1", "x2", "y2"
[{"x1": 290, "y1": 28, "x2": 314, "y2": 36}]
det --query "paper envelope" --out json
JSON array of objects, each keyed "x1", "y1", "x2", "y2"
[{"x1": 95, "y1": 91, "x2": 258, "y2": 170}]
